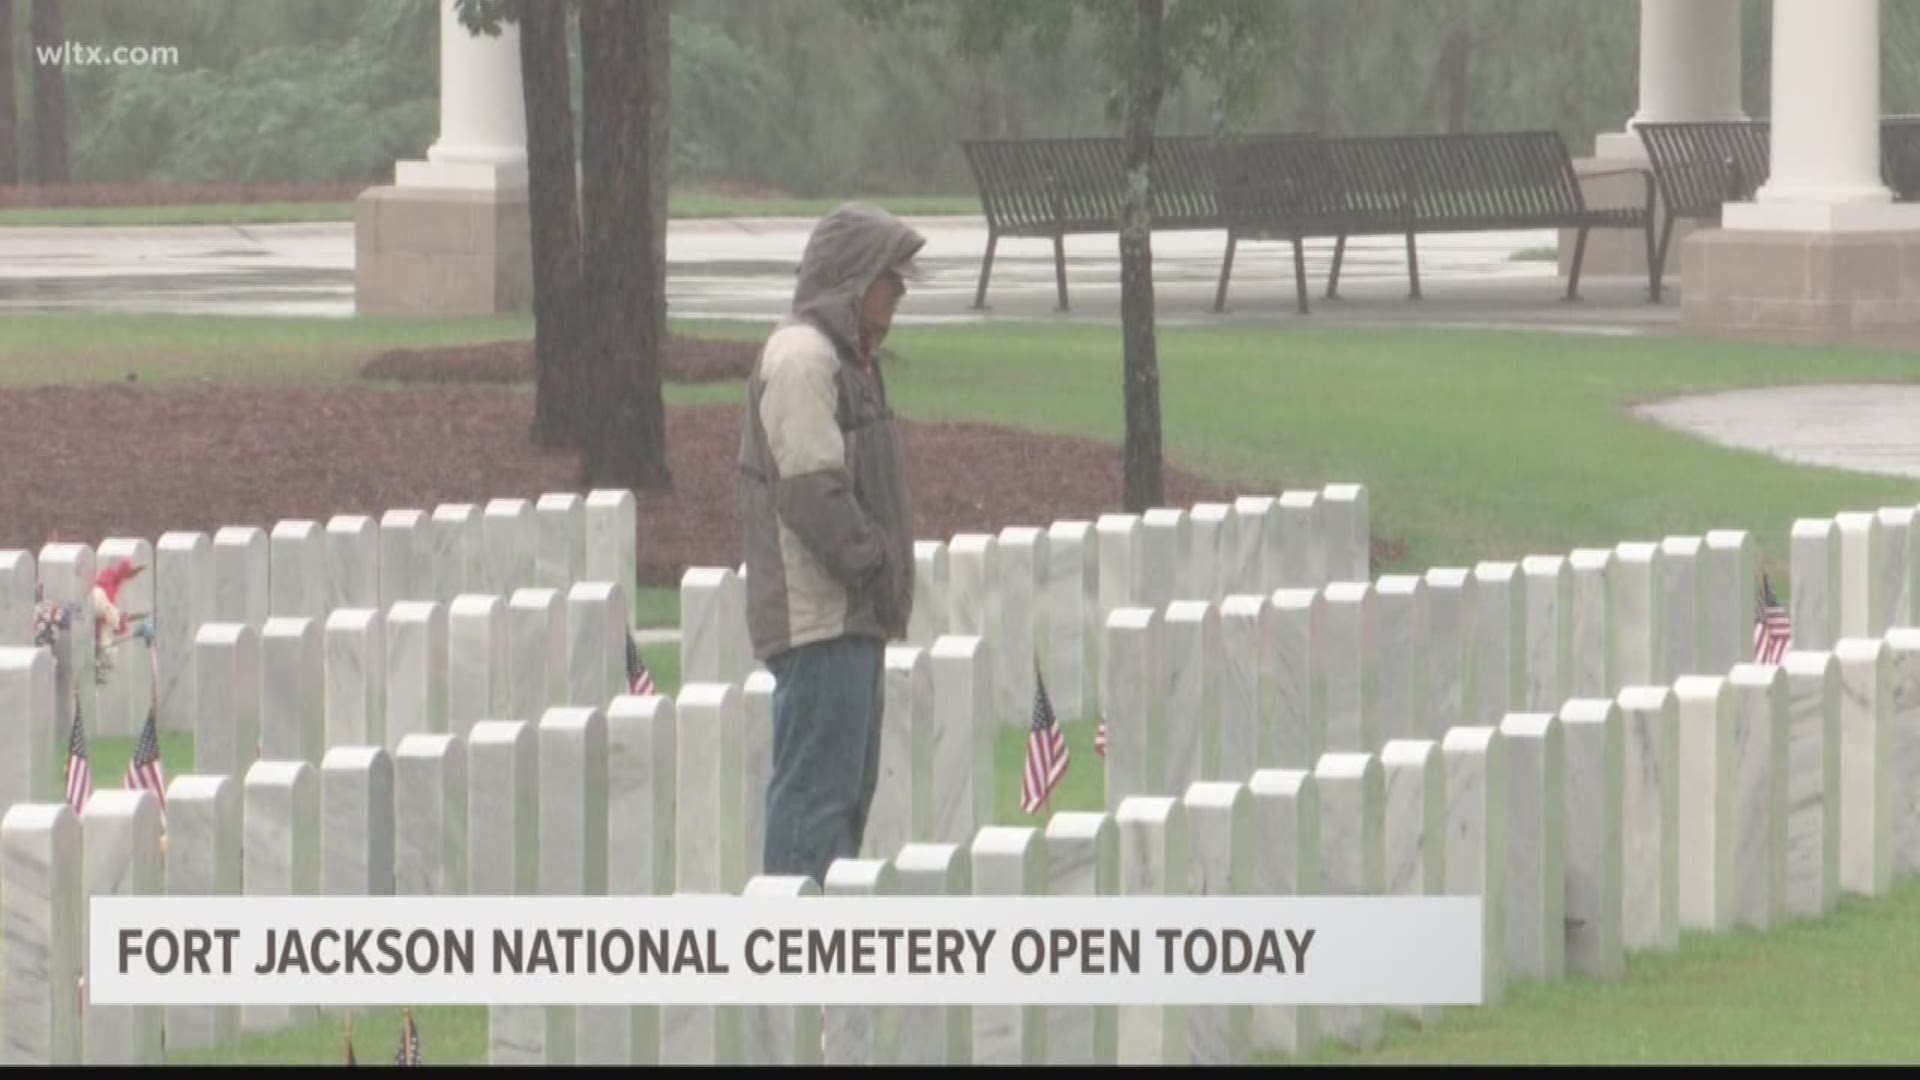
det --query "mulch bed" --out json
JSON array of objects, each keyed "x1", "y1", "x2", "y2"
[
  {"x1": 361, "y1": 335, "x2": 759, "y2": 386},
  {"x1": 0, "y1": 183, "x2": 362, "y2": 207},
  {"x1": 0, "y1": 385, "x2": 1254, "y2": 588}
]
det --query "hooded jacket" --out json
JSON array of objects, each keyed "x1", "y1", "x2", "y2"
[{"x1": 738, "y1": 204, "x2": 924, "y2": 660}]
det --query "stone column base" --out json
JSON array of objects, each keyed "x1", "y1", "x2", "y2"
[
  {"x1": 354, "y1": 185, "x2": 532, "y2": 316},
  {"x1": 1680, "y1": 227, "x2": 1920, "y2": 342}
]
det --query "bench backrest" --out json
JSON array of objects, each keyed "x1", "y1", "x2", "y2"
[
  {"x1": 1320, "y1": 131, "x2": 1584, "y2": 226},
  {"x1": 1210, "y1": 135, "x2": 1344, "y2": 228},
  {"x1": 1881, "y1": 116, "x2": 1920, "y2": 202},
  {"x1": 961, "y1": 134, "x2": 1309, "y2": 234},
  {"x1": 1635, "y1": 120, "x2": 1770, "y2": 217}
]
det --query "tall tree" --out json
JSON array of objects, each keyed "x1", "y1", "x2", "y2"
[
  {"x1": 855, "y1": 0, "x2": 1285, "y2": 511},
  {"x1": 516, "y1": 0, "x2": 584, "y2": 449},
  {"x1": 1119, "y1": 0, "x2": 1165, "y2": 510},
  {"x1": 577, "y1": 0, "x2": 670, "y2": 491},
  {"x1": 0, "y1": 0, "x2": 18, "y2": 185},
  {"x1": 28, "y1": 0, "x2": 67, "y2": 183}
]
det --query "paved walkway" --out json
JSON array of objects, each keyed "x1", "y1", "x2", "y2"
[
  {"x1": 0, "y1": 216, "x2": 1680, "y2": 333},
  {"x1": 1635, "y1": 384, "x2": 1920, "y2": 480}
]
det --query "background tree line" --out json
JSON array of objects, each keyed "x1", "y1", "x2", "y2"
[{"x1": 15, "y1": 0, "x2": 1920, "y2": 195}]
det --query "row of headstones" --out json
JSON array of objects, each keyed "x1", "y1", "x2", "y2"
[
  {"x1": 0, "y1": 490, "x2": 639, "y2": 741},
  {"x1": 675, "y1": 485, "x2": 1372, "y2": 735},
  {"x1": 0, "y1": 576, "x2": 637, "y2": 826}
]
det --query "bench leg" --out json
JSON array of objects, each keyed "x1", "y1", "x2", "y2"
[
  {"x1": 1643, "y1": 216, "x2": 1660, "y2": 303},
  {"x1": 1214, "y1": 234, "x2": 1238, "y2": 313},
  {"x1": 1405, "y1": 232, "x2": 1423, "y2": 301},
  {"x1": 1565, "y1": 226, "x2": 1590, "y2": 301},
  {"x1": 1327, "y1": 234, "x2": 1348, "y2": 299},
  {"x1": 972, "y1": 232, "x2": 998, "y2": 310},
  {"x1": 1052, "y1": 234, "x2": 1070, "y2": 312},
  {"x1": 1651, "y1": 215, "x2": 1677, "y2": 304},
  {"x1": 1292, "y1": 236, "x2": 1311, "y2": 315}
]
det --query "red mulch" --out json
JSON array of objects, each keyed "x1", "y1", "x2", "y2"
[
  {"x1": 361, "y1": 335, "x2": 759, "y2": 386},
  {"x1": 0, "y1": 385, "x2": 1249, "y2": 588},
  {"x1": 0, "y1": 183, "x2": 362, "y2": 208}
]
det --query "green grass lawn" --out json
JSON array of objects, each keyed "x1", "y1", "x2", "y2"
[
  {"x1": 18, "y1": 312, "x2": 1920, "y2": 1062},
  {"x1": 0, "y1": 193, "x2": 981, "y2": 229}
]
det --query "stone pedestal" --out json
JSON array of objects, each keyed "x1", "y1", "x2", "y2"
[
  {"x1": 355, "y1": 186, "x2": 531, "y2": 316},
  {"x1": 1681, "y1": 228, "x2": 1920, "y2": 342}
]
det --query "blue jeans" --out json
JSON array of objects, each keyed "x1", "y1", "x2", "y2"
[{"x1": 761, "y1": 634, "x2": 885, "y2": 886}]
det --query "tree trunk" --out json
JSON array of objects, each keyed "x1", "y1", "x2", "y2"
[
  {"x1": 577, "y1": 0, "x2": 670, "y2": 492},
  {"x1": 0, "y1": 0, "x2": 18, "y2": 185},
  {"x1": 1119, "y1": 0, "x2": 1165, "y2": 513},
  {"x1": 29, "y1": 0, "x2": 68, "y2": 184},
  {"x1": 1433, "y1": 20, "x2": 1472, "y2": 134},
  {"x1": 1294, "y1": 0, "x2": 1331, "y2": 134},
  {"x1": 647, "y1": 0, "x2": 669, "y2": 355},
  {"x1": 519, "y1": 0, "x2": 584, "y2": 450}
]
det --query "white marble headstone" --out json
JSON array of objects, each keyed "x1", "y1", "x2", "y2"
[
  {"x1": 211, "y1": 527, "x2": 269, "y2": 628},
  {"x1": 448, "y1": 594, "x2": 506, "y2": 741},
  {"x1": 890, "y1": 843, "x2": 971, "y2": 1064},
  {"x1": 1216, "y1": 596, "x2": 1270, "y2": 782},
  {"x1": 1230, "y1": 497, "x2": 1275, "y2": 595},
  {"x1": 192, "y1": 622, "x2": 260, "y2": 781},
  {"x1": 823, "y1": 859, "x2": 901, "y2": 1065},
  {"x1": 584, "y1": 490, "x2": 638, "y2": 625},
  {"x1": 156, "y1": 532, "x2": 212, "y2": 734},
  {"x1": 38, "y1": 543, "x2": 96, "y2": 742},
  {"x1": 947, "y1": 533, "x2": 999, "y2": 646},
  {"x1": 430, "y1": 504, "x2": 485, "y2": 606},
  {"x1": 1612, "y1": 542, "x2": 1665, "y2": 688},
  {"x1": 996, "y1": 526, "x2": 1047, "y2": 730},
  {"x1": 96, "y1": 537, "x2": 154, "y2": 738},
  {"x1": 1043, "y1": 522, "x2": 1090, "y2": 721},
  {"x1": 1886, "y1": 629, "x2": 1920, "y2": 880},
  {"x1": 565, "y1": 581, "x2": 627, "y2": 712},
  {"x1": 1674, "y1": 676, "x2": 1736, "y2": 932},
  {"x1": 1471, "y1": 562, "x2": 1523, "y2": 726},
  {"x1": 1423, "y1": 568, "x2": 1476, "y2": 739},
  {"x1": 908, "y1": 540, "x2": 949, "y2": 648},
  {"x1": 241, "y1": 761, "x2": 319, "y2": 1033},
  {"x1": 1835, "y1": 637, "x2": 1893, "y2": 898},
  {"x1": 1520, "y1": 556, "x2": 1571, "y2": 713},
  {"x1": 378, "y1": 509, "x2": 433, "y2": 609},
  {"x1": 1379, "y1": 739, "x2": 1444, "y2": 1026},
  {"x1": 80, "y1": 791, "x2": 164, "y2": 1063},
  {"x1": 1659, "y1": 537, "x2": 1704, "y2": 680},
  {"x1": 1314, "y1": 753, "x2": 1384, "y2": 1048},
  {"x1": 1276, "y1": 491, "x2": 1324, "y2": 588},
  {"x1": 1320, "y1": 483, "x2": 1369, "y2": 584},
  {"x1": 535, "y1": 493, "x2": 587, "y2": 591},
  {"x1": 0, "y1": 649, "x2": 58, "y2": 811},
  {"x1": 739, "y1": 875, "x2": 824, "y2": 1066},
  {"x1": 1094, "y1": 516, "x2": 1140, "y2": 630},
  {"x1": 1790, "y1": 519, "x2": 1840, "y2": 652},
  {"x1": 1441, "y1": 726, "x2": 1507, "y2": 1006},
  {"x1": 1181, "y1": 782, "x2": 1252, "y2": 1064},
  {"x1": 1556, "y1": 698, "x2": 1623, "y2": 978},
  {"x1": 1245, "y1": 769, "x2": 1318, "y2": 1057},
  {"x1": 394, "y1": 733, "x2": 467, "y2": 898},
  {"x1": 865, "y1": 647, "x2": 928, "y2": 861},
  {"x1": 507, "y1": 588, "x2": 567, "y2": 724},
  {"x1": 598, "y1": 696, "x2": 671, "y2": 1060},
  {"x1": 1567, "y1": 549, "x2": 1616, "y2": 698},
  {"x1": 321, "y1": 746, "x2": 395, "y2": 898},
  {"x1": 1780, "y1": 651, "x2": 1841, "y2": 916},
  {"x1": 164, "y1": 775, "x2": 241, "y2": 1051},
  {"x1": 970, "y1": 828, "x2": 1046, "y2": 1065},
  {"x1": 483, "y1": 498, "x2": 537, "y2": 599},
  {"x1": 1188, "y1": 503, "x2": 1236, "y2": 602},
  {"x1": 323, "y1": 515, "x2": 379, "y2": 613},
  {"x1": 1102, "y1": 609, "x2": 1166, "y2": 812},
  {"x1": 1, "y1": 804, "x2": 81, "y2": 1065},
  {"x1": 1836, "y1": 512, "x2": 1886, "y2": 639},
  {"x1": 1140, "y1": 508, "x2": 1190, "y2": 609},
  {"x1": 324, "y1": 607, "x2": 385, "y2": 748},
  {"x1": 1114, "y1": 797, "x2": 1189, "y2": 1065},
  {"x1": 1725, "y1": 664, "x2": 1788, "y2": 930},
  {"x1": 269, "y1": 521, "x2": 327, "y2": 617},
  {"x1": 1321, "y1": 582, "x2": 1378, "y2": 752},
  {"x1": 1618, "y1": 686, "x2": 1679, "y2": 952},
  {"x1": 385, "y1": 600, "x2": 448, "y2": 748},
  {"x1": 1373, "y1": 576, "x2": 1429, "y2": 747},
  {"x1": 741, "y1": 672, "x2": 775, "y2": 879},
  {"x1": 1876, "y1": 507, "x2": 1916, "y2": 633},
  {"x1": 1163, "y1": 601, "x2": 1219, "y2": 793},
  {"x1": 930, "y1": 635, "x2": 995, "y2": 843},
  {"x1": 1500, "y1": 713, "x2": 1564, "y2": 981},
  {"x1": 1042, "y1": 812, "x2": 1119, "y2": 1065},
  {"x1": 1268, "y1": 589, "x2": 1326, "y2": 769},
  {"x1": 1701, "y1": 531, "x2": 1754, "y2": 676},
  {"x1": 0, "y1": 550, "x2": 34, "y2": 647},
  {"x1": 679, "y1": 567, "x2": 749, "y2": 688},
  {"x1": 676, "y1": 684, "x2": 746, "y2": 894}
]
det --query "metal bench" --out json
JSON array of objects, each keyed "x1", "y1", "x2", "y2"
[
  {"x1": 1633, "y1": 120, "x2": 1770, "y2": 300},
  {"x1": 1212, "y1": 130, "x2": 1656, "y2": 314},
  {"x1": 961, "y1": 134, "x2": 1305, "y2": 311}
]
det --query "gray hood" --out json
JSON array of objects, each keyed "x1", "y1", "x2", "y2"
[{"x1": 789, "y1": 203, "x2": 926, "y2": 355}]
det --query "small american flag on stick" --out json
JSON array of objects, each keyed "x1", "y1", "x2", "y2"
[
  {"x1": 1754, "y1": 572, "x2": 1792, "y2": 665},
  {"x1": 626, "y1": 632, "x2": 657, "y2": 696},
  {"x1": 1021, "y1": 660, "x2": 1069, "y2": 815},
  {"x1": 64, "y1": 697, "x2": 91, "y2": 814},
  {"x1": 125, "y1": 647, "x2": 167, "y2": 817}
]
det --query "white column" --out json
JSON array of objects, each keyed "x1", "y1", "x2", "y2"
[
  {"x1": 396, "y1": 0, "x2": 528, "y2": 190},
  {"x1": 1726, "y1": 0, "x2": 1913, "y2": 231},
  {"x1": 1597, "y1": 0, "x2": 1743, "y2": 157}
]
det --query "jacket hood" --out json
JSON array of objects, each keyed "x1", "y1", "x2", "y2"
[{"x1": 789, "y1": 203, "x2": 925, "y2": 355}]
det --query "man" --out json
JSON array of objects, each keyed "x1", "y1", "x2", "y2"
[{"x1": 738, "y1": 203, "x2": 924, "y2": 885}]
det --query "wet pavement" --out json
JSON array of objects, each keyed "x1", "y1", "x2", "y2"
[
  {"x1": 1635, "y1": 385, "x2": 1920, "y2": 481},
  {"x1": 0, "y1": 216, "x2": 1681, "y2": 333}
]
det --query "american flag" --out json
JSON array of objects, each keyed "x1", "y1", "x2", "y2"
[
  {"x1": 125, "y1": 648, "x2": 167, "y2": 816},
  {"x1": 64, "y1": 697, "x2": 91, "y2": 814},
  {"x1": 1020, "y1": 663, "x2": 1069, "y2": 815},
  {"x1": 1753, "y1": 572, "x2": 1792, "y2": 665},
  {"x1": 1095, "y1": 718, "x2": 1106, "y2": 758},
  {"x1": 626, "y1": 632, "x2": 657, "y2": 696},
  {"x1": 395, "y1": 1008, "x2": 422, "y2": 1066}
]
